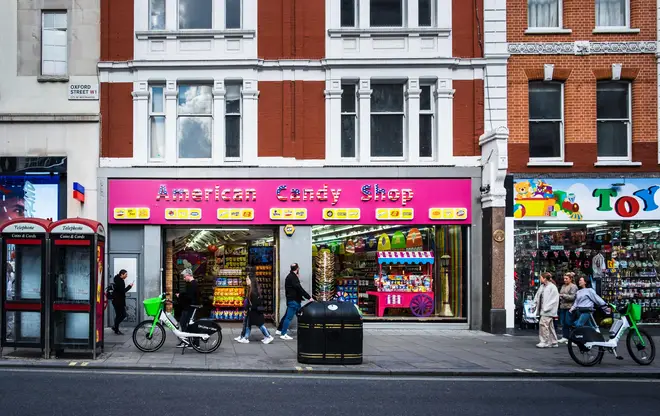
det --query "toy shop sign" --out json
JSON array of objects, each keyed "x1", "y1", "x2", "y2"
[
  {"x1": 513, "y1": 178, "x2": 660, "y2": 221},
  {"x1": 108, "y1": 179, "x2": 472, "y2": 225}
]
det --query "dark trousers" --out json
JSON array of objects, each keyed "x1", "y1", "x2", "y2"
[
  {"x1": 180, "y1": 308, "x2": 193, "y2": 332},
  {"x1": 112, "y1": 300, "x2": 126, "y2": 330}
]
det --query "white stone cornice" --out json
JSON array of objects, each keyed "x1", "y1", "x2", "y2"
[{"x1": 508, "y1": 41, "x2": 657, "y2": 55}]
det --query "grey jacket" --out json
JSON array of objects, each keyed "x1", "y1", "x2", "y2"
[{"x1": 559, "y1": 283, "x2": 578, "y2": 310}]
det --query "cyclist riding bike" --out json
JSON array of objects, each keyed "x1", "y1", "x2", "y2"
[{"x1": 569, "y1": 276, "x2": 609, "y2": 328}]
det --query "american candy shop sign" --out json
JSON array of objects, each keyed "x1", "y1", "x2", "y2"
[
  {"x1": 108, "y1": 179, "x2": 472, "y2": 225},
  {"x1": 513, "y1": 178, "x2": 660, "y2": 221}
]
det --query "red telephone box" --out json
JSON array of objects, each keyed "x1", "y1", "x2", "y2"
[
  {"x1": 0, "y1": 218, "x2": 51, "y2": 356},
  {"x1": 48, "y1": 218, "x2": 105, "y2": 358}
]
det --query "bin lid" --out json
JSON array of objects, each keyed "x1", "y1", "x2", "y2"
[
  {"x1": 0, "y1": 218, "x2": 51, "y2": 234},
  {"x1": 377, "y1": 251, "x2": 434, "y2": 265},
  {"x1": 298, "y1": 301, "x2": 362, "y2": 323}
]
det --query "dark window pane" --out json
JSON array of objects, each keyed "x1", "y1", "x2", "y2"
[
  {"x1": 225, "y1": 115, "x2": 241, "y2": 158},
  {"x1": 341, "y1": 85, "x2": 356, "y2": 112},
  {"x1": 529, "y1": 82, "x2": 561, "y2": 120},
  {"x1": 371, "y1": 84, "x2": 404, "y2": 112},
  {"x1": 225, "y1": 85, "x2": 241, "y2": 114},
  {"x1": 370, "y1": 0, "x2": 403, "y2": 27},
  {"x1": 341, "y1": 0, "x2": 356, "y2": 27},
  {"x1": 419, "y1": 114, "x2": 433, "y2": 157},
  {"x1": 529, "y1": 121, "x2": 561, "y2": 158},
  {"x1": 418, "y1": 0, "x2": 432, "y2": 26},
  {"x1": 597, "y1": 121, "x2": 628, "y2": 157},
  {"x1": 597, "y1": 82, "x2": 629, "y2": 119},
  {"x1": 226, "y1": 0, "x2": 241, "y2": 29},
  {"x1": 341, "y1": 115, "x2": 356, "y2": 158},
  {"x1": 371, "y1": 115, "x2": 403, "y2": 157},
  {"x1": 420, "y1": 85, "x2": 432, "y2": 111},
  {"x1": 179, "y1": 0, "x2": 212, "y2": 29}
]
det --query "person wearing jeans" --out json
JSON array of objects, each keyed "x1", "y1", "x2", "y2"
[
  {"x1": 237, "y1": 275, "x2": 273, "y2": 344},
  {"x1": 557, "y1": 273, "x2": 577, "y2": 343},
  {"x1": 279, "y1": 263, "x2": 313, "y2": 340}
]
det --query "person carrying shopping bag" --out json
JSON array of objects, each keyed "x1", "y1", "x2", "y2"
[
  {"x1": 237, "y1": 275, "x2": 274, "y2": 344},
  {"x1": 533, "y1": 272, "x2": 560, "y2": 348}
]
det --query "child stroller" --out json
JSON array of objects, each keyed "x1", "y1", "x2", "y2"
[{"x1": 520, "y1": 291, "x2": 539, "y2": 330}]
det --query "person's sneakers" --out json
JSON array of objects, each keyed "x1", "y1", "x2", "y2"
[
  {"x1": 536, "y1": 342, "x2": 550, "y2": 348},
  {"x1": 550, "y1": 343, "x2": 559, "y2": 348},
  {"x1": 262, "y1": 336, "x2": 274, "y2": 344},
  {"x1": 280, "y1": 334, "x2": 294, "y2": 340},
  {"x1": 557, "y1": 337, "x2": 568, "y2": 344},
  {"x1": 275, "y1": 330, "x2": 282, "y2": 335},
  {"x1": 112, "y1": 327, "x2": 124, "y2": 335},
  {"x1": 237, "y1": 338, "x2": 250, "y2": 344},
  {"x1": 234, "y1": 335, "x2": 244, "y2": 342}
]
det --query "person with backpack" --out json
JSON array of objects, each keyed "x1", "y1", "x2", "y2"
[{"x1": 110, "y1": 269, "x2": 133, "y2": 335}]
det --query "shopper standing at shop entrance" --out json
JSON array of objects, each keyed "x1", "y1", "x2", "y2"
[{"x1": 279, "y1": 263, "x2": 313, "y2": 340}]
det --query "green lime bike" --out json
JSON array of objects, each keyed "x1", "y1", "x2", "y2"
[
  {"x1": 132, "y1": 293, "x2": 223, "y2": 354},
  {"x1": 568, "y1": 302, "x2": 655, "y2": 366}
]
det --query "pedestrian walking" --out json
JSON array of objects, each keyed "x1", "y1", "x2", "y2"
[
  {"x1": 533, "y1": 272, "x2": 559, "y2": 348},
  {"x1": 569, "y1": 276, "x2": 609, "y2": 328},
  {"x1": 279, "y1": 263, "x2": 313, "y2": 340},
  {"x1": 237, "y1": 275, "x2": 274, "y2": 344},
  {"x1": 557, "y1": 273, "x2": 578, "y2": 343},
  {"x1": 176, "y1": 268, "x2": 198, "y2": 348},
  {"x1": 275, "y1": 305, "x2": 289, "y2": 336},
  {"x1": 234, "y1": 285, "x2": 250, "y2": 342},
  {"x1": 111, "y1": 269, "x2": 134, "y2": 335}
]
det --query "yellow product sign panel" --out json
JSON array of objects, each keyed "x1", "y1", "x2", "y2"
[
  {"x1": 322, "y1": 208, "x2": 336, "y2": 220},
  {"x1": 177, "y1": 208, "x2": 189, "y2": 219},
  {"x1": 165, "y1": 208, "x2": 178, "y2": 220},
  {"x1": 455, "y1": 208, "x2": 468, "y2": 220},
  {"x1": 113, "y1": 208, "x2": 127, "y2": 219},
  {"x1": 348, "y1": 208, "x2": 361, "y2": 219},
  {"x1": 217, "y1": 209, "x2": 229, "y2": 219},
  {"x1": 401, "y1": 208, "x2": 414, "y2": 220},
  {"x1": 241, "y1": 209, "x2": 255, "y2": 220},
  {"x1": 188, "y1": 208, "x2": 202, "y2": 220},
  {"x1": 335, "y1": 209, "x2": 348, "y2": 218},
  {"x1": 443, "y1": 209, "x2": 454, "y2": 219},
  {"x1": 388, "y1": 208, "x2": 402, "y2": 219},
  {"x1": 294, "y1": 209, "x2": 308, "y2": 220},
  {"x1": 137, "y1": 208, "x2": 151, "y2": 219},
  {"x1": 376, "y1": 208, "x2": 389, "y2": 220},
  {"x1": 229, "y1": 209, "x2": 242, "y2": 218},
  {"x1": 270, "y1": 208, "x2": 282, "y2": 219},
  {"x1": 125, "y1": 208, "x2": 138, "y2": 219},
  {"x1": 428, "y1": 208, "x2": 443, "y2": 220}
]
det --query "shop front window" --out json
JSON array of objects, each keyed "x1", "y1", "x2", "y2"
[
  {"x1": 514, "y1": 221, "x2": 660, "y2": 326},
  {"x1": 312, "y1": 224, "x2": 468, "y2": 320}
]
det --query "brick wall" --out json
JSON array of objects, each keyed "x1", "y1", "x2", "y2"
[
  {"x1": 258, "y1": 81, "x2": 325, "y2": 159},
  {"x1": 100, "y1": 0, "x2": 134, "y2": 61},
  {"x1": 508, "y1": 0, "x2": 657, "y2": 42},
  {"x1": 453, "y1": 0, "x2": 484, "y2": 58},
  {"x1": 508, "y1": 54, "x2": 658, "y2": 172},
  {"x1": 100, "y1": 83, "x2": 133, "y2": 157},
  {"x1": 453, "y1": 80, "x2": 485, "y2": 156},
  {"x1": 258, "y1": 0, "x2": 325, "y2": 59}
]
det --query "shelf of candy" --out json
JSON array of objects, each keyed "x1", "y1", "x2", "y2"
[
  {"x1": 315, "y1": 249, "x2": 335, "y2": 301},
  {"x1": 375, "y1": 274, "x2": 432, "y2": 293},
  {"x1": 335, "y1": 278, "x2": 358, "y2": 304},
  {"x1": 213, "y1": 286, "x2": 245, "y2": 307},
  {"x1": 215, "y1": 276, "x2": 244, "y2": 287},
  {"x1": 211, "y1": 309, "x2": 246, "y2": 321}
]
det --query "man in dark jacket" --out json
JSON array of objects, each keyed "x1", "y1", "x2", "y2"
[
  {"x1": 176, "y1": 268, "x2": 198, "y2": 347},
  {"x1": 279, "y1": 263, "x2": 313, "y2": 340},
  {"x1": 111, "y1": 269, "x2": 134, "y2": 335}
]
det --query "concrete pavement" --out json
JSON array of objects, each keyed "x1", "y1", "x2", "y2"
[{"x1": 1, "y1": 324, "x2": 659, "y2": 377}]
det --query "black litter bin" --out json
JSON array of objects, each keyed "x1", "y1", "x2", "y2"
[{"x1": 297, "y1": 301, "x2": 363, "y2": 365}]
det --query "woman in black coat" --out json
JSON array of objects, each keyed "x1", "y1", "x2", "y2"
[{"x1": 237, "y1": 275, "x2": 273, "y2": 344}]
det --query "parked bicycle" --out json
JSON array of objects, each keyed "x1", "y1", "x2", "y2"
[
  {"x1": 132, "y1": 293, "x2": 222, "y2": 354},
  {"x1": 568, "y1": 302, "x2": 655, "y2": 367}
]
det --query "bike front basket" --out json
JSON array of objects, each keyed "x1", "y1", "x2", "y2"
[
  {"x1": 143, "y1": 297, "x2": 162, "y2": 317},
  {"x1": 627, "y1": 303, "x2": 642, "y2": 323}
]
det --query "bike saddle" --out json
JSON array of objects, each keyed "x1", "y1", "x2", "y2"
[{"x1": 191, "y1": 304, "x2": 203, "y2": 309}]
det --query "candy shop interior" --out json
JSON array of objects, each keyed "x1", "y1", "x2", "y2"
[
  {"x1": 514, "y1": 221, "x2": 660, "y2": 326},
  {"x1": 163, "y1": 227, "x2": 276, "y2": 322},
  {"x1": 311, "y1": 224, "x2": 468, "y2": 321}
]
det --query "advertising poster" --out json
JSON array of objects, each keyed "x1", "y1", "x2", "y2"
[{"x1": 0, "y1": 175, "x2": 59, "y2": 227}]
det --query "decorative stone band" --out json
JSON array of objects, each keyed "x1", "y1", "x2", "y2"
[{"x1": 508, "y1": 41, "x2": 657, "y2": 55}]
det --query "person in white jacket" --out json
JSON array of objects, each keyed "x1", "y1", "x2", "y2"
[{"x1": 533, "y1": 272, "x2": 560, "y2": 348}]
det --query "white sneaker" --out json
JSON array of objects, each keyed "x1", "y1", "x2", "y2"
[
  {"x1": 262, "y1": 336, "x2": 274, "y2": 344},
  {"x1": 237, "y1": 338, "x2": 250, "y2": 344},
  {"x1": 280, "y1": 334, "x2": 294, "y2": 341},
  {"x1": 234, "y1": 336, "x2": 244, "y2": 341},
  {"x1": 536, "y1": 343, "x2": 550, "y2": 348},
  {"x1": 557, "y1": 337, "x2": 568, "y2": 344},
  {"x1": 275, "y1": 330, "x2": 282, "y2": 335}
]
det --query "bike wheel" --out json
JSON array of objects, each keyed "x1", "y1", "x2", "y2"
[
  {"x1": 567, "y1": 340, "x2": 604, "y2": 367},
  {"x1": 132, "y1": 320, "x2": 166, "y2": 353},
  {"x1": 626, "y1": 328, "x2": 656, "y2": 365},
  {"x1": 189, "y1": 323, "x2": 223, "y2": 354}
]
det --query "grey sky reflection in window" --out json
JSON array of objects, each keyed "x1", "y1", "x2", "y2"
[{"x1": 179, "y1": 0, "x2": 212, "y2": 29}]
